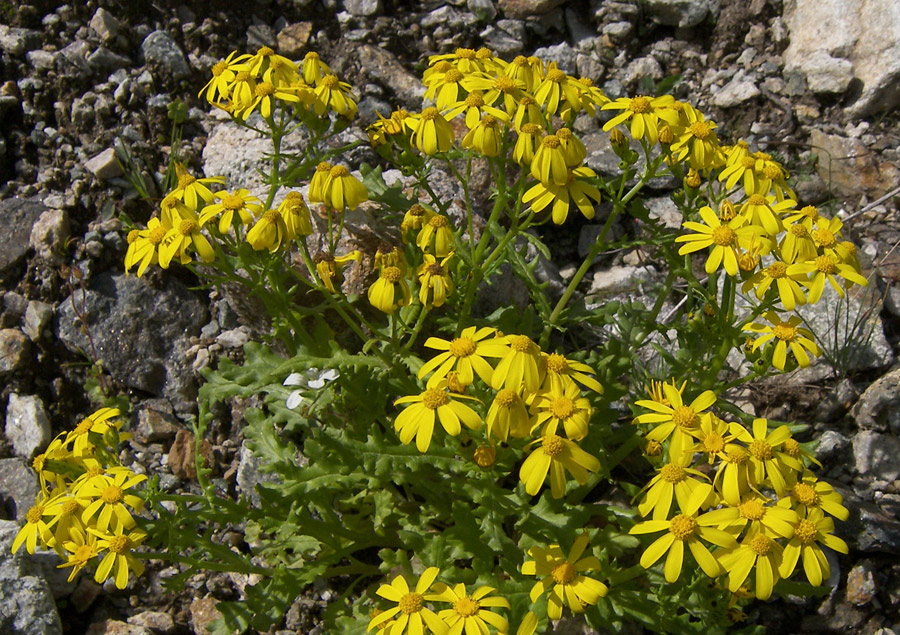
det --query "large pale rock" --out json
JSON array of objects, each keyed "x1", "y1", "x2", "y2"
[
  {"x1": 784, "y1": 0, "x2": 900, "y2": 116},
  {"x1": 809, "y1": 129, "x2": 900, "y2": 198}
]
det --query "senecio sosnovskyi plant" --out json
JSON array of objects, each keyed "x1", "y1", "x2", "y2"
[{"x1": 16, "y1": 44, "x2": 866, "y2": 634}]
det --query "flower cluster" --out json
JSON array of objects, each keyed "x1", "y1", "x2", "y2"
[
  {"x1": 629, "y1": 380, "x2": 848, "y2": 601},
  {"x1": 367, "y1": 49, "x2": 607, "y2": 225},
  {"x1": 12, "y1": 408, "x2": 148, "y2": 589},
  {"x1": 394, "y1": 326, "x2": 604, "y2": 499}
]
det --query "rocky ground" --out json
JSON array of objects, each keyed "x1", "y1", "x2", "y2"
[{"x1": 1, "y1": 0, "x2": 899, "y2": 633}]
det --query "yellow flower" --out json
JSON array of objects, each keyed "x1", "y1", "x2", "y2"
[
  {"x1": 540, "y1": 352, "x2": 603, "y2": 394},
  {"x1": 629, "y1": 510, "x2": 737, "y2": 582},
  {"x1": 312, "y1": 74, "x2": 357, "y2": 117},
  {"x1": 417, "y1": 253, "x2": 454, "y2": 308},
  {"x1": 77, "y1": 467, "x2": 147, "y2": 533},
  {"x1": 43, "y1": 491, "x2": 89, "y2": 548},
  {"x1": 419, "y1": 327, "x2": 509, "y2": 388},
  {"x1": 408, "y1": 107, "x2": 455, "y2": 155},
  {"x1": 778, "y1": 471, "x2": 849, "y2": 521},
  {"x1": 687, "y1": 413, "x2": 734, "y2": 465},
  {"x1": 670, "y1": 105, "x2": 722, "y2": 170},
  {"x1": 502, "y1": 55, "x2": 544, "y2": 93},
  {"x1": 416, "y1": 214, "x2": 455, "y2": 257},
  {"x1": 11, "y1": 497, "x2": 53, "y2": 554},
  {"x1": 529, "y1": 378, "x2": 592, "y2": 441},
  {"x1": 394, "y1": 383, "x2": 482, "y2": 453},
  {"x1": 308, "y1": 161, "x2": 333, "y2": 204},
  {"x1": 278, "y1": 191, "x2": 313, "y2": 239},
  {"x1": 739, "y1": 194, "x2": 794, "y2": 237},
  {"x1": 513, "y1": 123, "x2": 543, "y2": 166},
  {"x1": 246, "y1": 209, "x2": 287, "y2": 252},
  {"x1": 491, "y1": 334, "x2": 542, "y2": 394},
  {"x1": 90, "y1": 524, "x2": 147, "y2": 590},
  {"x1": 368, "y1": 567, "x2": 448, "y2": 635},
  {"x1": 461, "y1": 113, "x2": 509, "y2": 157},
  {"x1": 125, "y1": 217, "x2": 169, "y2": 277},
  {"x1": 742, "y1": 312, "x2": 821, "y2": 371},
  {"x1": 512, "y1": 95, "x2": 543, "y2": 131},
  {"x1": 779, "y1": 220, "x2": 818, "y2": 264},
  {"x1": 319, "y1": 165, "x2": 369, "y2": 211},
  {"x1": 158, "y1": 212, "x2": 215, "y2": 269},
  {"x1": 486, "y1": 388, "x2": 530, "y2": 442},
  {"x1": 702, "y1": 492, "x2": 799, "y2": 540},
  {"x1": 56, "y1": 528, "x2": 100, "y2": 582},
  {"x1": 431, "y1": 583, "x2": 510, "y2": 635},
  {"x1": 522, "y1": 533, "x2": 608, "y2": 620},
  {"x1": 555, "y1": 127, "x2": 587, "y2": 166},
  {"x1": 533, "y1": 64, "x2": 579, "y2": 116},
  {"x1": 368, "y1": 265, "x2": 411, "y2": 314},
  {"x1": 633, "y1": 383, "x2": 717, "y2": 460},
  {"x1": 674, "y1": 206, "x2": 762, "y2": 276},
  {"x1": 635, "y1": 456, "x2": 714, "y2": 521},
  {"x1": 779, "y1": 508, "x2": 848, "y2": 586},
  {"x1": 199, "y1": 188, "x2": 263, "y2": 234},
  {"x1": 714, "y1": 443, "x2": 753, "y2": 506},
  {"x1": 601, "y1": 95, "x2": 680, "y2": 146},
  {"x1": 302, "y1": 51, "x2": 332, "y2": 85},
  {"x1": 198, "y1": 51, "x2": 250, "y2": 104},
  {"x1": 238, "y1": 80, "x2": 305, "y2": 120},
  {"x1": 314, "y1": 250, "x2": 361, "y2": 293},
  {"x1": 464, "y1": 73, "x2": 526, "y2": 116},
  {"x1": 786, "y1": 253, "x2": 868, "y2": 303},
  {"x1": 529, "y1": 135, "x2": 569, "y2": 186},
  {"x1": 740, "y1": 259, "x2": 809, "y2": 310},
  {"x1": 64, "y1": 408, "x2": 122, "y2": 457},
  {"x1": 730, "y1": 418, "x2": 803, "y2": 496},
  {"x1": 523, "y1": 166, "x2": 603, "y2": 225},
  {"x1": 401, "y1": 204, "x2": 434, "y2": 240},
  {"x1": 423, "y1": 66, "x2": 468, "y2": 110},
  {"x1": 518, "y1": 433, "x2": 600, "y2": 498},
  {"x1": 166, "y1": 163, "x2": 225, "y2": 212},
  {"x1": 717, "y1": 531, "x2": 783, "y2": 600}
]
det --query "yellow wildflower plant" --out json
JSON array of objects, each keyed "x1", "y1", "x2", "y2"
[
  {"x1": 158, "y1": 211, "x2": 215, "y2": 269},
  {"x1": 314, "y1": 250, "x2": 361, "y2": 293},
  {"x1": 512, "y1": 123, "x2": 543, "y2": 166},
  {"x1": 461, "y1": 113, "x2": 509, "y2": 158},
  {"x1": 701, "y1": 492, "x2": 799, "y2": 541},
  {"x1": 168, "y1": 162, "x2": 225, "y2": 211},
  {"x1": 408, "y1": 107, "x2": 455, "y2": 155},
  {"x1": 540, "y1": 352, "x2": 603, "y2": 394},
  {"x1": 238, "y1": 80, "x2": 306, "y2": 121},
  {"x1": 554, "y1": 128, "x2": 587, "y2": 167},
  {"x1": 277, "y1": 191, "x2": 313, "y2": 239},
  {"x1": 522, "y1": 533, "x2": 609, "y2": 620},
  {"x1": 11, "y1": 495, "x2": 54, "y2": 555},
  {"x1": 198, "y1": 50, "x2": 250, "y2": 104},
  {"x1": 630, "y1": 510, "x2": 737, "y2": 583},
  {"x1": 529, "y1": 134, "x2": 570, "y2": 186},
  {"x1": 518, "y1": 433, "x2": 601, "y2": 498},
  {"x1": 312, "y1": 74, "x2": 357, "y2": 118},
  {"x1": 418, "y1": 326, "x2": 508, "y2": 388},
  {"x1": 714, "y1": 443, "x2": 754, "y2": 506},
  {"x1": 76, "y1": 467, "x2": 148, "y2": 533},
  {"x1": 318, "y1": 165, "x2": 369, "y2": 211},
  {"x1": 687, "y1": 413, "x2": 734, "y2": 465},
  {"x1": 634, "y1": 456, "x2": 715, "y2": 521},
  {"x1": 301, "y1": 51, "x2": 332, "y2": 85},
  {"x1": 124, "y1": 217, "x2": 169, "y2": 277},
  {"x1": 786, "y1": 253, "x2": 868, "y2": 304},
  {"x1": 778, "y1": 472, "x2": 849, "y2": 521},
  {"x1": 430, "y1": 583, "x2": 510, "y2": 635},
  {"x1": 742, "y1": 312, "x2": 821, "y2": 371},
  {"x1": 64, "y1": 407, "x2": 123, "y2": 457},
  {"x1": 246, "y1": 209, "x2": 288, "y2": 252},
  {"x1": 730, "y1": 418, "x2": 803, "y2": 497},
  {"x1": 368, "y1": 567, "x2": 448, "y2": 635},
  {"x1": 739, "y1": 194, "x2": 794, "y2": 238},
  {"x1": 308, "y1": 161, "x2": 334, "y2": 203},
  {"x1": 740, "y1": 259, "x2": 809, "y2": 311},
  {"x1": 393, "y1": 383, "x2": 482, "y2": 453},
  {"x1": 670, "y1": 105, "x2": 722, "y2": 170},
  {"x1": 56, "y1": 528, "x2": 101, "y2": 583}
]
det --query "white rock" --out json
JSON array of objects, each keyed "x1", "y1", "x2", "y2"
[
  {"x1": 29, "y1": 208, "x2": 70, "y2": 264},
  {"x1": 711, "y1": 76, "x2": 760, "y2": 108},
  {"x1": 89, "y1": 7, "x2": 120, "y2": 40},
  {"x1": 800, "y1": 50, "x2": 855, "y2": 94},
  {"x1": 5, "y1": 394, "x2": 51, "y2": 459},
  {"x1": 84, "y1": 148, "x2": 123, "y2": 180}
]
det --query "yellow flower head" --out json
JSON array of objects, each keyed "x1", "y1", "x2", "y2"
[{"x1": 393, "y1": 382, "x2": 482, "y2": 453}]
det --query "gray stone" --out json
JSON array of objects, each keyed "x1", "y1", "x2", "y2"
[
  {"x1": 815, "y1": 430, "x2": 851, "y2": 461},
  {"x1": 852, "y1": 367, "x2": 900, "y2": 434},
  {"x1": 646, "y1": 196, "x2": 682, "y2": 229},
  {"x1": 86, "y1": 46, "x2": 131, "y2": 73},
  {"x1": 0, "y1": 26, "x2": 42, "y2": 56},
  {"x1": 0, "y1": 198, "x2": 46, "y2": 273},
  {"x1": 800, "y1": 50, "x2": 855, "y2": 94},
  {"x1": 842, "y1": 490, "x2": 900, "y2": 553},
  {"x1": 344, "y1": 0, "x2": 382, "y2": 15},
  {"x1": 5, "y1": 395, "x2": 51, "y2": 460},
  {"x1": 0, "y1": 459, "x2": 40, "y2": 523},
  {"x1": 846, "y1": 560, "x2": 877, "y2": 606},
  {"x1": 56, "y1": 273, "x2": 206, "y2": 414},
  {"x1": 356, "y1": 45, "x2": 425, "y2": 109},
  {"x1": 0, "y1": 561, "x2": 62, "y2": 635},
  {"x1": 624, "y1": 56, "x2": 663, "y2": 86},
  {"x1": 480, "y1": 25, "x2": 524, "y2": 57},
  {"x1": 216, "y1": 328, "x2": 250, "y2": 349},
  {"x1": 89, "y1": 8, "x2": 120, "y2": 41},
  {"x1": 498, "y1": 0, "x2": 566, "y2": 19},
  {"x1": 589, "y1": 265, "x2": 657, "y2": 296},
  {"x1": 784, "y1": 0, "x2": 900, "y2": 116},
  {"x1": 56, "y1": 40, "x2": 92, "y2": 76},
  {"x1": 132, "y1": 399, "x2": 180, "y2": 445},
  {"x1": 84, "y1": 148, "x2": 123, "y2": 180},
  {"x1": 643, "y1": 0, "x2": 719, "y2": 28},
  {"x1": 127, "y1": 612, "x2": 175, "y2": 634},
  {"x1": 852, "y1": 430, "x2": 900, "y2": 481},
  {"x1": 603, "y1": 21, "x2": 634, "y2": 38},
  {"x1": 25, "y1": 50, "x2": 55, "y2": 71},
  {"x1": 140, "y1": 30, "x2": 191, "y2": 80},
  {"x1": 246, "y1": 24, "x2": 276, "y2": 50},
  {"x1": 22, "y1": 302, "x2": 51, "y2": 342},
  {"x1": 468, "y1": 0, "x2": 498, "y2": 22},
  {"x1": 793, "y1": 284, "x2": 894, "y2": 373},
  {"x1": 0, "y1": 329, "x2": 30, "y2": 377},
  {"x1": 808, "y1": 130, "x2": 900, "y2": 199},
  {"x1": 236, "y1": 440, "x2": 286, "y2": 508},
  {"x1": 532, "y1": 42, "x2": 578, "y2": 74},
  {"x1": 711, "y1": 76, "x2": 760, "y2": 107},
  {"x1": 276, "y1": 22, "x2": 313, "y2": 58},
  {"x1": 29, "y1": 209, "x2": 70, "y2": 265}
]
